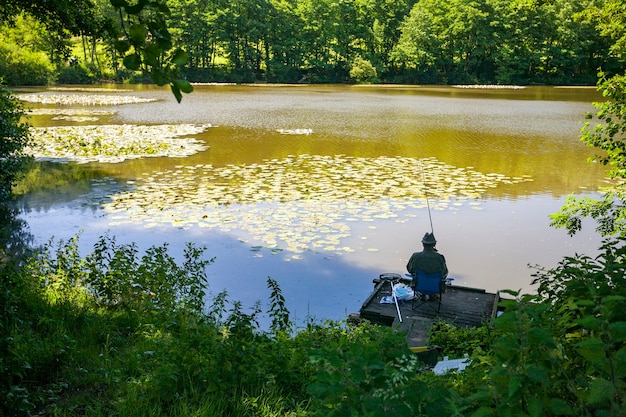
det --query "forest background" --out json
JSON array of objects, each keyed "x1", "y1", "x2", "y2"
[
  {"x1": 2, "y1": 0, "x2": 626, "y2": 416},
  {"x1": 1, "y1": 0, "x2": 625, "y2": 87}
]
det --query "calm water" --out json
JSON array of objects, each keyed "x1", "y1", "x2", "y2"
[{"x1": 16, "y1": 84, "x2": 607, "y2": 324}]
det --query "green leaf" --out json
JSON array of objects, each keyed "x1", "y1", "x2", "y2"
[
  {"x1": 156, "y1": 2, "x2": 171, "y2": 15},
  {"x1": 123, "y1": 53, "x2": 142, "y2": 71},
  {"x1": 151, "y1": 69, "x2": 169, "y2": 86},
  {"x1": 471, "y1": 407, "x2": 496, "y2": 417},
  {"x1": 507, "y1": 376, "x2": 521, "y2": 400},
  {"x1": 143, "y1": 44, "x2": 162, "y2": 67},
  {"x1": 110, "y1": 0, "x2": 128, "y2": 8},
  {"x1": 601, "y1": 295, "x2": 626, "y2": 304},
  {"x1": 114, "y1": 40, "x2": 131, "y2": 54},
  {"x1": 173, "y1": 79, "x2": 193, "y2": 94},
  {"x1": 588, "y1": 378, "x2": 616, "y2": 405},
  {"x1": 547, "y1": 399, "x2": 574, "y2": 415},
  {"x1": 577, "y1": 337, "x2": 606, "y2": 362},
  {"x1": 609, "y1": 321, "x2": 626, "y2": 342},
  {"x1": 170, "y1": 48, "x2": 189, "y2": 66},
  {"x1": 527, "y1": 397, "x2": 543, "y2": 417},
  {"x1": 129, "y1": 24, "x2": 147, "y2": 44},
  {"x1": 306, "y1": 382, "x2": 329, "y2": 396},
  {"x1": 614, "y1": 346, "x2": 626, "y2": 378},
  {"x1": 170, "y1": 83, "x2": 182, "y2": 103},
  {"x1": 526, "y1": 365, "x2": 548, "y2": 384},
  {"x1": 125, "y1": 0, "x2": 150, "y2": 15},
  {"x1": 576, "y1": 299, "x2": 597, "y2": 308},
  {"x1": 528, "y1": 327, "x2": 556, "y2": 347},
  {"x1": 574, "y1": 316, "x2": 603, "y2": 331}
]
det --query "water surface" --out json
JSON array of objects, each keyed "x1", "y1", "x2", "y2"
[{"x1": 16, "y1": 84, "x2": 607, "y2": 324}]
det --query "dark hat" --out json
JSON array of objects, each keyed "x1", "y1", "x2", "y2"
[{"x1": 421, "y1": 232, "x2": 437, "y2": 245}]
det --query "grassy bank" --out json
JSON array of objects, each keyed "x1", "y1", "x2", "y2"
[{"x1": 2, "y1": 232, "x2": 625, "y2": 416}]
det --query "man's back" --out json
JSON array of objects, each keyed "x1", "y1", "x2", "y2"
[{"x1": 407, "y1": 247, "x2": 448, "y2": 278}]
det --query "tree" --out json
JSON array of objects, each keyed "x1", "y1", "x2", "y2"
[
  {"x1": 0, "y1": 84, "x2": 31, "y2": 201},
  {"x1": 550, "y1": 73, "x2": 626, "y2": 237},
  {"x1": 546, "y1": 0, "x2": 626, "y2": 240},
  {"x1": 0, "y1": 14, "x2": 56, "y2": 85},
  {"x1": 107, "y1": 0, "x2": 193, "y2": 101},
  {"x1": 0, "y1": 0, "x2": 193, "y2": 102}
]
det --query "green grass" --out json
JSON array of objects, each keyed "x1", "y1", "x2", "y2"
[{"x1": 2, "y1": 232, "x2": 626, "y2": 416}]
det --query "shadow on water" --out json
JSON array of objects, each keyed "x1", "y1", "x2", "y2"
[
  {"x1": 12, "y1": 84, "x2": 610, "y2": 324},
  {"x1": 0, "y1": 202, "x2": 34, "y2": 268}
]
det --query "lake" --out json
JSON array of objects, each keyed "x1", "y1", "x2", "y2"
[{"x1": 15, "y1": 84, "x2": 607, "y2": 325}]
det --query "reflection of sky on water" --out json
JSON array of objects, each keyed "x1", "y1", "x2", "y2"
[
  {"x1": 14, "y1": 85, "x2": 607, "y2": 326},
  {"x1": 18, "y1": 192, "x2": 601, "y2": 326}
]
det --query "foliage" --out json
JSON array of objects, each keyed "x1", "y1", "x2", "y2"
[
  {"x1": 428, "y1": 320, "x2": 493, "y2": 358},
  {"x1": 548, "y1": 1, "x2": 626, "y2": 238},
  {"x1": 26, "y1": 234, "x2": 211, "y2": 315},
  {"x1": 0, "y1": 14, "x2": 56, "y2": 85},
  {"x1": 107, "y1": 0, "x2": 193, "y2": 102},
  {"x1": 0, "y1": 84, "x2": 32, "y2": 201},
  {"x1": 349, "y1": 56, "x2": 378, "y2": 84},
  {"x1": 267, "y1": 276, "x2": 291, "y2": 335},
  {"x1": 0, "y1": 0, "x2": 192, "y2": 101},
  {"x1": 4, "y1": 0, "x2": 624, "y2": 86},
  {"x1": 306, "y1": 321, "x2": 462, "y2": 416},
  {"x1": 550, "y1": 73, "x2": 626, "y2": 238},
  {"x1": 527, "y1": 239, "x2": 626, "y2": 416},
  {"x1": 2, "y1": 233, "x2": 626, "y2": 416},
  {"x1": 56, "y1": 64, "x2": 95, "y2": 84},
  {"x1": 1, "y1": 233, "x2": 307, "y2": 416}
]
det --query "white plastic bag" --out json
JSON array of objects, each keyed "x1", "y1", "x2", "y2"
[{"x1": 393, "y1": 283, "x2": 414, "y2": 301}]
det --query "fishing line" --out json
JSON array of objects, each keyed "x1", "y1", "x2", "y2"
[{"x1": 419, "y1": 159, "x2": 434, "y2": 235}]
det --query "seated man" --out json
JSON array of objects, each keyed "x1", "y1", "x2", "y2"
[{"x1": 406, "y1": 232, "x2": 448, "y2": 296}]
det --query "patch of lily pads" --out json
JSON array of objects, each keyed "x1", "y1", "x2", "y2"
[
  {"x1": 27, "y1": 108, "x2": 117, "y2": 122},
  {"x1": 100, "y1": 155, "x2": 532, "y2": 256},
  {"x1": 18, "y1": 93, "x2": 157, "y2": 106},
  {"x1": 27, "y1": 124, "x2": 210, "y2": 163},
  {"x1": 49, "y1": 87, "x2": 129, "y2": 92}
]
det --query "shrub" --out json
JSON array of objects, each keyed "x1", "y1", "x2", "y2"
[
  {"x1": 0, "y1": 45, "x2": 53, "y2": 85},
  {"x1": 349, "y1": 56, "x2": 378, "y2": 84},
  {"x1": 56, "y1": 64, "x2": 94, "y2": 84},
  {"x1": 0, "y1": 84, "x2": 32, "y2": 200}
]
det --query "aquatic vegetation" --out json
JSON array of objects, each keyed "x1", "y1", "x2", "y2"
[
  {"x1": 101, "y1": 155, "x2": 531, "y2": 255},
  {"x1": 453, "y1": 85, "x2": 526, "y2": 89},
  {"x1": 17, "y1": 93, "x2": 157, "y2": 105},
  {"x1": 27, "y1": 124, "x2": 209, "y2": 163},
  {"x1": 48, "y1": 87, "x2": 129, "y2": 92},
  {"x1": 276, "y1": 128, "x2": 313, "y2": 135},
  {"x1": 28, "y1": 108, "x2": 116, "y2": 116},
  {"x1": 28, "y1": 108, "x2": 117, "y2": 122}
]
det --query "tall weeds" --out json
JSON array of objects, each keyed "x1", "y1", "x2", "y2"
[{"x1": 2, "y1": 233, "x2": 626, "y2": 416}]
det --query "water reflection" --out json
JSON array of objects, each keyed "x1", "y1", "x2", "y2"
[{"x1": 14, "y1": 84, "x2": 608, "y2": 323}]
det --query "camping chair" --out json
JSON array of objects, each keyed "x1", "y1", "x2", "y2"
[{"x1": 411, "y1": 270, "x2": 444, "y2": 313}]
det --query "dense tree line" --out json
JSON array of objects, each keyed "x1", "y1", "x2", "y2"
[
  {"x1": 167, "y1": 0, "x2": 623, "y2": 84},
  {"x1": 1, "y1": 0, "x2": 624, "y2": 86}
]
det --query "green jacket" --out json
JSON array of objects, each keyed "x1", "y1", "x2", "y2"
[{"x1": 406, "y1": 246, "x2": 448, "y2": 278}]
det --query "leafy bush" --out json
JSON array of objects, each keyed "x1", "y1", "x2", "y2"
[
  {"x1": 0, "y1": 45, "x2": 53, "y2": 85},
  {"x1": 349, "y1": 56, "x2": 378, "y2": 84},
  {"x1": 56, "y1": 64, "x2": 95, "y2": 84},
  {"x1": 0, "y1": 85, "x2": 32, "y2": 200}
]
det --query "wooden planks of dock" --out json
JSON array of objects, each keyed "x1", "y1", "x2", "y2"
[{"x1": 358, "y1": 277, "x2": 500, "y2": 347}]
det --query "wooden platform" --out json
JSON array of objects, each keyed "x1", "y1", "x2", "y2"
[{"x1": 358, "y1": 275, "x2": 500, "y2": 347}]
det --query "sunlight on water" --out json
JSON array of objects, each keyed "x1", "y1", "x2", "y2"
[{"x1": 15, "y1": 84, "x2": 608, "y2": 323}]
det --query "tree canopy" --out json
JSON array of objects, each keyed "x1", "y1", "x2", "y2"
[
  {"x1": 1, "y1": 0, "x2": 625, "y2": 86},
  {"x1": 0, "y1": 85, "x2": 31, "y2": 200},
  {"x1": 0, "y1": 0, "x2": 192, "y2": 101}
]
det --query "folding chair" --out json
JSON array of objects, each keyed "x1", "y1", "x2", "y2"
[{"x1": 411, "y1": 269, "x2": 444, "y2": 313}]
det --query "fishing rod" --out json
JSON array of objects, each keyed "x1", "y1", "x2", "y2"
[
  {"x1": 390, "y1": 280, "x2": 402, "y2": 323},
  {"x1": 419, "y1": 159, "x2": 434, "y2": 235}
]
